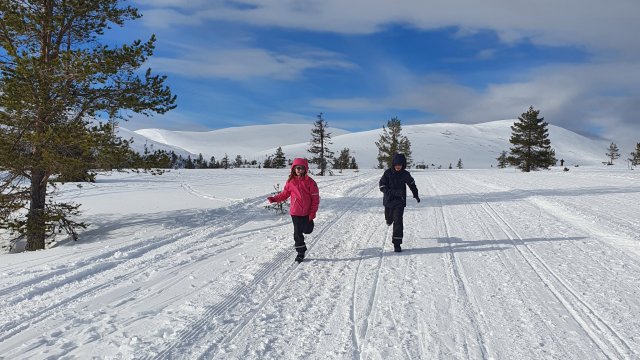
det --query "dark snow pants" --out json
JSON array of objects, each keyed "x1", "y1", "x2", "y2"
[
  {"x1": 385, "y1": 206, "x2": 405, "y2": 244},
  {"x1": 291, "y1": 215, "x2": 312, "y2": 255}
]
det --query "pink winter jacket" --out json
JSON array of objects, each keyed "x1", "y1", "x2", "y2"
[{"x1": 270, "y1": 158, "x2": 320, "y2": 219}]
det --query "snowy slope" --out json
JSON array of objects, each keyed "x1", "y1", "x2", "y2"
[
  {"x1": 259, "y1": 120, "x2": 612, "y2": 169},
  {"x1": 117, "y1": 127, "x2": 194, "y2": 158},
  {"x1": 133, "y1": 120, "x2": 612, "y2": 169},
  {"x1": 1, "y1": 167, "x2": 640, "y2": 359},
  {"x1": 135, "y1": 124, "x2": 350, "y2": 161}
]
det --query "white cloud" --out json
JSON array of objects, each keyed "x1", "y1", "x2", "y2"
[
  {"x1": 147, "y1": 47, "x2": 355, "y2": 80},
  {"x1": 138, "y1": 0, "x2": 640, "y2": 55},
  {"x1": 134, "y1": 0, "x2": 211, "y2": 9},
  {"x1": 138, "y1": 8, "x2": 203, "y2": 28}
]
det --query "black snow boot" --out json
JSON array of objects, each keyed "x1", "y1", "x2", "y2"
[
  {"x1": 295, "y1": 254, "x2": 305, "y2": 263},
  {"x1": 394, "y1": 244, "x2": 402, "y2": 252}
]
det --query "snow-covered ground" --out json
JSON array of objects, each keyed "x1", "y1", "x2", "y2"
[{"x1": 1, "y1": 167, "x2": 640, "y2": 359}]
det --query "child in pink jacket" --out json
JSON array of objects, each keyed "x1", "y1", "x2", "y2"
[{"x1": 267, "y1": 158, "x2": 320, "y2": 263}]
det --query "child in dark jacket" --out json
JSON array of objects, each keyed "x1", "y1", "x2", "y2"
[
  {"x1": 268, "y1": 158, "x2": 320, "y2": 263},
  {"x1": 379, "y1": 153, "x2": 420, "y2": 252}
]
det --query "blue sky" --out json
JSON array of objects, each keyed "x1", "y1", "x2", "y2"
[{"x1": 116, "y1": 0, "x2": 639, "y2": 150}]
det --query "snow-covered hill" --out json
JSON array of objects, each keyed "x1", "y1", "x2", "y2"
[
  {"x1": 133, "y1": 120, "x2": 613, "y2": 168},
  {"x1": 261, "y1": 120, "x2": 613, "y2": 169},
  {"x1": 117, "y1": 127, "x2": 194, "y2": 158},
  {"x1": 134, "y1": 124, "x2": 350, "y2": 162}
]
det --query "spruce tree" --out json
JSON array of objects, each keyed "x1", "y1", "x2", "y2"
[
  {"x1": 271, "y1": 147, "x2": 287, "y2": 168},
  {"x1": 307, "y1": 113, "x2": 334, "y2": 176},
  {"x1": 221, "y1": 154, "x2": 230, "y2": 169},
  {"x1": 0, "y1": 1, "x2": 176, "y2": 250},
  {"x1": 184, "y1": 156, "x2": 195, "y2": 169},
  {"x1": 234, "y1": 155, "x2": 243, "y2": 168},
  {"x1": 375, "y1": 117, "x2": 412, "y2": 169},
  {"x1": 349, "y1": 156, "x2": 359, "y2": 170},
  {"x1": 196, "y1": 154, "x2": 205, "y2": 169},
  {"x1": 263, "y1": 156, "x2": 273, "y2": 169},
  {"x1": 496, "y1": 150, "x2": 509, "y2": 168},
  {"x1": 333, "y1": 148, "x2": 351, "y2": 172},
  {"x1": 456, "y1": 158, "x2": 463, "y2": 169},
  {"x1": 170, "y1": 152, "x2": 179, "y2": 168},
  {"x1": 605, "y1": 142, "x2": 620, "y2": 165},
  {"x1": 629, "y1": 143, "x2": 640, "y2": 166},
  {"x1": 507, "y1": 106, "x2": 556, "y2": 172}
]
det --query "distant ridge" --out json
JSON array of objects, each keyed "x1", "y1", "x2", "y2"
[
  {"x1": 129, "y1": 120, "x2": 612, "y2": 169},
  {"x1": 135, "y1": 124, "x2": 349, "y2": 161},
  {"x1": 117, "y1": 127, "x2": 194, "y2": 158}
]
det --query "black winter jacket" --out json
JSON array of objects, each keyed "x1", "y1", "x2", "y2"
[{"x1": 379, "y1": 154, "x2": 419, "y2": 208}]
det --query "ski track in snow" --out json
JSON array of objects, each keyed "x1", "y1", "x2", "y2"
[
  {"x1": 456, "y1": 173, "x2": 640, "y2": 359},
  {"x1": 146, "y1": 172, "x2": 382, "y2": 359},
  {"x1": 350, "y1": 222, "x2": 387, "y2": 359},
  {"x1": 428, "y1": 171, "x2": 640, "y2": 359},
  {"x1": 2, "y1": 168, "x2": 640, "y2": 359},
  {"x1": 0, "y1": 193, "x2": 281, "y2": 358},
  {"x1": 480, "y1": 201, "x2": 633, "y2": 359},
  {"x1": 427, "y1": 175, "x2": 490, "y2": 359}
]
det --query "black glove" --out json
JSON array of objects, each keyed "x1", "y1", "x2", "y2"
[{"x1": 415, "y1": 196, "x2": 421, "y2": 203}]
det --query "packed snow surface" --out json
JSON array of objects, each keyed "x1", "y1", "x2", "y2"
[{"x1": 1, "y1": 167, "x2": 640, "y2": 359}]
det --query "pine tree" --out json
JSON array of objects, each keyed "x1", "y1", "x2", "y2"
[
  {"x1": 605, "y1": 142, "x2": 620, "y2": 165},
  {"x1": 507, "y1": 106, "x2": 556, "y2": 172},
  {"x1": 234, "y1": 155, "x2": 243, "y2": 168},
  {"x1": 496, "y1": 150, "x2": 509, "y2": 168},
  {"x1": 184, "y1": 156, "x2": 195, "y2": 169},
  {"x1": 333, "y1": 148, "x2": 351, "y2": 172},
  {"x1": 307, "y1": 113, "x2": 334, "y2": 176},
  {"x1": 0, "y1": 1, "x2": 176, "y2": 250},
  {"x1": 271, "y1": 147, "x2": 287, "y2": 168},
  {"x1": 196, "y1": 153, "x2": 206, "y2": 169},
  {"x1": 170, "y1": 152, "x2": 179, "y2": 168},
  {"x1": 263, "y1": 156, "x2": 273, "y2": 169},
  {"x1": 221, "y1": 154, "x2": 230, "y2": 169},
  {"x1": 456, "y1": 158, "x2": 463, "y2": 169},
  {"x1": 375, "y1": 117, "x2": 412, "y2": 169},
  {"x1": 349, "y1": 157, "x2": 359, "y2": 170},
  {"x1": 629, "y1": 143, "x2": 640, "y2": 166}
]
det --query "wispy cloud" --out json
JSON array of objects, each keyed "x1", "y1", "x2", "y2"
[
  {"x1": 139, "y1": 8, "x2": 203, "y2": 27},
  {"x1": 136, "y1": 0, "x2": 640, "y2": 55},
  {"x1": 148, "y1": 46, "x2": 355, "y2": 81},
  {"x1": 263, "y1": 111, "x2": 315, "y2": 125}
]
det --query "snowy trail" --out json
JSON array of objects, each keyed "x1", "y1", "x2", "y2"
[
  {"x1": 1, "y1": 168, "x2": 640, "y2": 359},
  {"x1": 420, "y1": 171, "x2": 640, "y2": 359},
  {"x1": 427, "y1": 175, "x2": 490, "y2": 359}
]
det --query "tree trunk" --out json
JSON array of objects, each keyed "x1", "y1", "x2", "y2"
[{"x1": 26, "y1": 169, "x2": 47, "y2": 251}]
